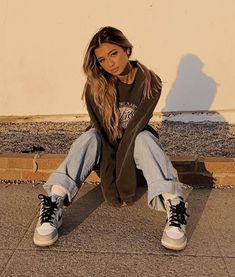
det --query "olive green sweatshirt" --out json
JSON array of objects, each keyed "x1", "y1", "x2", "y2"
[{"x1": 85, "y1": 61, "x2": 161, "y2": 206}]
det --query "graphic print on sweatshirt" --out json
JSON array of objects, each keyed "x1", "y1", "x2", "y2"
[{"x1": 119, "y1": 102, "x2": 137, "y2": 129}]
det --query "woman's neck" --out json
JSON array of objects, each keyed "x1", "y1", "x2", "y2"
[{"x1": 117, "y1": 64, "x2": 138, "y2": 84}]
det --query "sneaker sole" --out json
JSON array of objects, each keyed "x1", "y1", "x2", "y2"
[{"x1": 161, "y1": 237, "x2": 187, "y2": 251}]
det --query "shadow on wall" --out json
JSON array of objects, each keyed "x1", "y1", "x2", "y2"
[
  {"x1": 160, "y1": 54, "x2": 227, "y2": 242},
  {"x1": 162, "y1": 53, "x2": 218, "y2": 112},
  {"x1": 160, "y1": 53, "x2": 223, "y2": 188}
]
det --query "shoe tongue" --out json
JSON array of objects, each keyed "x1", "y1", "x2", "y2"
[
  {"x1": 51, "y1": 194, "x2": 61, "y2": 203},
  {"x1": 170, "y1": 198, "x2": 181, "y2": 206}
]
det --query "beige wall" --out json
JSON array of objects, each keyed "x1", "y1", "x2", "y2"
[{"x1": 0, "y1": 0, "x2": 234, "y2": 122}]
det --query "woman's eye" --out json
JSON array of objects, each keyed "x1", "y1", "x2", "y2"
[
  {"x1": 111, "y1": 51, "x2": 118, "y2": 56},
  {"x1": 99, "y1": 59, "x2": 104, "y2": 64}
]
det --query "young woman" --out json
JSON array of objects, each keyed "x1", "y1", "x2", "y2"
[{"x1": 33, "y1": 26, "x2": 189, "y2": 250}]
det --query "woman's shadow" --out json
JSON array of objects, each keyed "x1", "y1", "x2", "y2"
[
  {"x1": 162, "y1": 53, "x2": 217, "y2": 112},
  {"x1": 161, "y1": 53, "x2": 227, "y2": 242}
]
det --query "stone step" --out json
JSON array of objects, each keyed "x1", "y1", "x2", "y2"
[{"x1": 0, "y1": 153, "x2": 234, "y2": 188}]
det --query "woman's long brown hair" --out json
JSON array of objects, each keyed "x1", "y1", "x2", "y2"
[{"x1": 82, "y1": 26, "x2": 162, "y2": 141}]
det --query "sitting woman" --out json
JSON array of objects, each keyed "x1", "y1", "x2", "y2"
[{"x1": 33, "y1": 26, "x2": 189, "y2": 251}]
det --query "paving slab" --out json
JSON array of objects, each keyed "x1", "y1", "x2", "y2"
[
  {"x1": 1, "y1": 250, "x2": 230, "y2": 277},
  {"x1": 1, "y1": 182, "x2": 234, "y2": 277},
  {"x1": 19, "y1": 185, "x2": 222, "y2": 258},
  {"x1": 20, "y1": 184, "x2": 165, "y2": 253},
  {"x1": 224, "y1": 258, "x2": 235, "y2": 277},
  {"x1": 0, "y1": 183, "x2": 43, "y2": 249},
  {"x1": 0, "y1": 251, "x2": 13, "y2": 275},
  {"x1": 202, "y1": 189, "x2": 235, "y2": 257},
  {"x1": 180, "y1": 189, "x2": 223, "y2": 257}
]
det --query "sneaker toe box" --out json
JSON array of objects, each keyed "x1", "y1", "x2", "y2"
[
  {"x1": 33, "y1": 223, "x2": 58, "y2": 247},
  {"x1": 165, "y1": 226, "x2": 185, "y2": 240},
  {"x1": 161, "y1": 230, "x2": 187, "y2": 250}
]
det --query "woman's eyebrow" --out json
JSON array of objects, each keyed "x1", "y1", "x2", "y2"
[{"x1": 108, "y1": 48, "x2": 117, "y2": 54}]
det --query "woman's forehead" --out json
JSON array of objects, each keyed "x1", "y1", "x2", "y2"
[{"x1": 95, "y1": 43, "x2": 122, "y2": 56}]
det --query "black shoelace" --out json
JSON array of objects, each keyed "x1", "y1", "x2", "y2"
[
  {"x1": 38, "y1": 194, "x2": 58, "y2": 224},
  {"x1": 168, "y1": 201, "x2": 189, "y2": 228}
]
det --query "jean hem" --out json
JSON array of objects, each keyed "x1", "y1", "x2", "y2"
[{"x1": 43, "y1": 172, "x2": 80, "y2": 202}]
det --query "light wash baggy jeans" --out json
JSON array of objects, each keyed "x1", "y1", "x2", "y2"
[{"x1": 43, "y1": 128, "x2": 184, "y2": 211}]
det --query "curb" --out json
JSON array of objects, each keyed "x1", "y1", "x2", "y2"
[{"x1": 0, "y1": 153, "x2": 234, "y2": 188}]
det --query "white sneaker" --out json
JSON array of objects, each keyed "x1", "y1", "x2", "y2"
[
  {"x1": 33, "y1": 194, "x2": 63, "y2": 247},
  {"x1": 161, "y1": 198, "x2": 189, "y2": 250}
]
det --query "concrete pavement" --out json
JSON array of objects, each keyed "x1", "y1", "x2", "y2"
[{"x1": 0, "y1": 182, "x2": 234, "y2": 277}]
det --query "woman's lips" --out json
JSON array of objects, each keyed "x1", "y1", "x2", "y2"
[{"x1": 110, "y1": 67, "x2": 119, "y2": 74}]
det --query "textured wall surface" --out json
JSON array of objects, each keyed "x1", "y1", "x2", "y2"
[{"x1": 0, "y1": 0, "x2": 234, "y2": 122}]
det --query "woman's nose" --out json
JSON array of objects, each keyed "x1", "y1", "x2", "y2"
[{"x1": 107, "y1": 58, "x2": 114, "y2": 68}]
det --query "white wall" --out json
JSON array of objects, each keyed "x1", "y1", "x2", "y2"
[{"x1": 0, "y1": 0, "x2": 234, "y2": 122}]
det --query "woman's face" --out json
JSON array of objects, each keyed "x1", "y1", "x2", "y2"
[{"x1": 94, "y1": 43, "x2": 129, "y2": 76}]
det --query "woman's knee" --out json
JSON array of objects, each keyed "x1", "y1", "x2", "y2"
[
  {"x1": 84, "y1": 128, "x2": 101, "y2": 143},
  {"x1": 134, "y1": 130, "x2": 163, "y2": 159},
  {"x1": 135, "y1": 131, "x2": 153, "y2": 148},
  {"x1": 71, "y1": 128, "x2": 101, "y2": 150}
]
